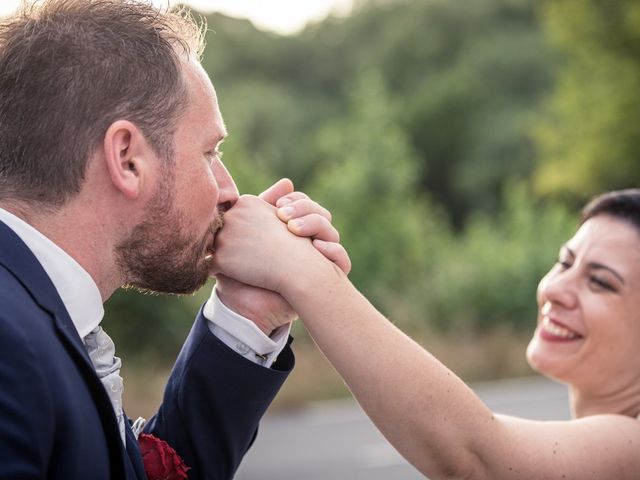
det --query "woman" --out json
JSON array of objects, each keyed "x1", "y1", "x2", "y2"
[{"x1": 214, "y1": 189, "x2": 640, "y2": 478}]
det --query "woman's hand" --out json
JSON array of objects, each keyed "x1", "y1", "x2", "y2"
[
  {"x1": 213, "y1": 179, "x2": 349, "y2": 334},
  {"x1": 275, "y1": 191, "x2": 351, "y2": 274},
  {"x1": 214, "y1": 194, "x2": 339, "y2": 294}
]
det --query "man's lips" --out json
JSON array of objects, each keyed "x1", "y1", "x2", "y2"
[
  {"x1": 205, "y1": 241, "x2": 216, "y2": 258},
  {"x1": 204, "y1": 233, "x2": 218, "y2": 260},
  {"x1": 205, "y1": 218, "x2": 224, "y2": 259},
  {"x1": 539, "y1": 316, "x2": 583, "y2": 341}
]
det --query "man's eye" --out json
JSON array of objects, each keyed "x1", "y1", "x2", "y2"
[
  {"x1": 557, "y1": 259, "x2": 571, "y2": 270},
  {"x1": 206, "y1": 150, "x2": 222, "y2": 162}
]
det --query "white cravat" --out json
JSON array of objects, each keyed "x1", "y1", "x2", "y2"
[{"x1": 84, "y1": 326, "x2": 126, "y2": 444}]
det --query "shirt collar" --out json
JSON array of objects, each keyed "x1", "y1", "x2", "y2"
[{"x1": 0, "y1": 207, "x2": 104, "y2": 338}]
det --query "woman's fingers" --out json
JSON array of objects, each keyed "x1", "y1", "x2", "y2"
[
  {"x1": 312, "y1": 239, "x2": 351, "y2": 274},
  {"x1": 259, "y1": 178, "x2": 294, "y2": 205},
  {"x1": 275, "y1": 191, "x2": 310, "y2": 208},
  {"x1": 277, "y1": 198, "x2": 332, "y2": 223},
  {"x1": 286, "y1": 214, "x2": 340, "y2": 243},
  {"x1": 269, "y1": 190, "x2": 347, "y2": 270}
]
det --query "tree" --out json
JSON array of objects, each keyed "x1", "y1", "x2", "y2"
[
  {"x1": 535, "y1": 0, "x2": 640, "y2": 200},
  {"x1": 309, "y1": 71, "x2": 447, "y2": 323}
]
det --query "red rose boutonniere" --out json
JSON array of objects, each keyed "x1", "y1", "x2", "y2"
[{"x1": 138, "y1": 433, "x2": 190, "y2": 480}]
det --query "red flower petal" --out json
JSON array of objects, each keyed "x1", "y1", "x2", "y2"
[{"x1": 139, "y1": 433, "x2": 191, "y2": 480}]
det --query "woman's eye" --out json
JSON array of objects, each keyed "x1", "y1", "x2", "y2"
[
  {"x1": 590, "y1": 276, "x2": 615, "y2": 292},
  {"x1": 557, "y1": 259, "x2": 571, "y2": 270}
]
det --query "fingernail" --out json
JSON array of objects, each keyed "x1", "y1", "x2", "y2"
[
  {"x1": 276, "y1": 197, "x2": 292, "y2": 207},
  {"x1": 278, "y1": 206, "x2": 294, "y2": 220},
  {"x1": 290, "y1": 218, "x2": 304, "y2": 229}
]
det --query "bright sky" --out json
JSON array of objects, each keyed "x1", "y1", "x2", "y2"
[{"x1": 0, "y1": 0, "x2": 354, "y2": 35}]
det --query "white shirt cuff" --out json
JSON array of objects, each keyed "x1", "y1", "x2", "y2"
[{"x1": 203, "y1": 287, "x2": 291, "y2": 368}]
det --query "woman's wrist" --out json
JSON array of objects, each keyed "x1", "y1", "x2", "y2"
[{"x1": 278, "y1": 252, "x2": 348, "y2": 306}]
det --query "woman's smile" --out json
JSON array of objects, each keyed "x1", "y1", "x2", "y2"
[{"x1": 539, "y1": 315, "x2": 582, "y2": 341}]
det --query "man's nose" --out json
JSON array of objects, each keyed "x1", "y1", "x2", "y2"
[{"x1": 214, "y1": 159, "x2": 239, "y2": 212}]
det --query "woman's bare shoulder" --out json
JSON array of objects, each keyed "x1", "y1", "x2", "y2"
[{"x1": 483, "y1": 413, "x2": 640, "y2": 479}]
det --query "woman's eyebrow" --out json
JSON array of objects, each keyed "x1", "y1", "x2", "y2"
[{"x1": 589, "y1": 263, "x2": 625, "y2": 283}]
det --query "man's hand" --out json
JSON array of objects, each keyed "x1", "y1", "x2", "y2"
[{"x1": 214, "y1": 179, "x2": 350, "y2": 336}]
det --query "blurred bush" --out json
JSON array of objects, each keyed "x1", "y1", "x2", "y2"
[
  {"x1": 535, "y1": 0, "x2": 640, "y2": 200},
  {"x1": 421, "y1": 184, "x2": 574, "y2": 332},
  {"x1": 104, "y1": 281, "x2": 213, "y2": 363},
  {"x1": 308, "y1": 70, "x2": 445, "y2": 316},
  {"x1": 105, "y1": 0, "x2": 634, "y2": 396}
]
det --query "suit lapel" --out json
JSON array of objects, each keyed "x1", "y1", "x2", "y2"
[
  {"x1": 0, "y1": 220, "x2": 128, "y2": 479},
  {"x1": 125, "y1": 421, "x2": 147, "y2": 479}
]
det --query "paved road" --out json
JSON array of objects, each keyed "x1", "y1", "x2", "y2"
[{"x1": 234, "y1": 376, "x2": 570, "y2": 480}]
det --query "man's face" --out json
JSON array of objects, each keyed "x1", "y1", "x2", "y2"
[{"x1": 116, "y1": 59, "x2": 238, "y2": 294}]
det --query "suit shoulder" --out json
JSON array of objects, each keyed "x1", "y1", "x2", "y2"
[
  {"x1": 0, "y1": 261, "x2": 31, "y2": 296},
  {"x1": 0, "y1": 263, "x2": 50, "y2": 336}
]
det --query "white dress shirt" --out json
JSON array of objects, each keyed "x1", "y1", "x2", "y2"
[{"x1": 0, "y1": 207, "x2": 290, "y2": 367}]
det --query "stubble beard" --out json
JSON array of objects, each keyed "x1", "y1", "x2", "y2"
[{"x1": 115, "y1": 177, "x2": 224, "y2": 295}]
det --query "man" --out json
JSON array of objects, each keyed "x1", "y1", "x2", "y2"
[{"x1": 0, "y1": 1, "x2": 347, "y2": 479}]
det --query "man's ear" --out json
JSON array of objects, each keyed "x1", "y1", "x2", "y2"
[{"x1": 102, "y1": 120, "x2": 155, "y2": 200}]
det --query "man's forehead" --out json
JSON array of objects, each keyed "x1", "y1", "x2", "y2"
[
  {"x1": 181, "y1": 57, "x2": 227, "y2": 142},
  {"x1": 212, "y1": 109, "x2": 227, "y2": 143},
  {"x1": 182, "y1": 57, "x2": 215, "y2": 96},
  {"x1": 210, "y1": 93, "x2": 227, "y2": 144}
]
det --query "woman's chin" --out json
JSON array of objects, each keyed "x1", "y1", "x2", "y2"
[
  {"x1": 525, "y1": 335, "x2": 544, "y2": 373},
  {"x1": 526, "y1": 333, "x2": 573, "y2": 382}
]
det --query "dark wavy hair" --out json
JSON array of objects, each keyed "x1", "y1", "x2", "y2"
[
  {"x1": 0, "y1": 0, "x2": 205, "y2": 207},
  {"x1": 581, "y1": 189, "x2": 640, "y2": 232}
]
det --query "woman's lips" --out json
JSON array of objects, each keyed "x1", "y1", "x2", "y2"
[{"x1": 539, "y1": 316, "x2": 583, "y2": 342}]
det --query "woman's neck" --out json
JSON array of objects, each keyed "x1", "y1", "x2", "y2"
[{"x1": 570, "y1": 383, "x2": 640, "y2": 419}]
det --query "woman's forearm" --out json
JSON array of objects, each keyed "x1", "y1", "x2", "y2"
[{"x1": 283, "y1": 265, "x2": 503, "y2": 478}]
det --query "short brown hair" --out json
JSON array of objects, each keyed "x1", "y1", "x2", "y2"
[
  {"x1": 581, "y1": 189, "x2": 640, "y2": 233},
  {"x1": 0, "y1": 0, "x2": 205, "y2": 206}
]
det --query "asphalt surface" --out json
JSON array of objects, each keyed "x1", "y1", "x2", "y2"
[{"x1": 234, "y1": 375, "x2": 570, "y2": 480}]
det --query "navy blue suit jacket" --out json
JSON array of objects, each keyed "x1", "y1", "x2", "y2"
[{"x1": 0, "y1": 220, "x2": 294, "y2": 479}]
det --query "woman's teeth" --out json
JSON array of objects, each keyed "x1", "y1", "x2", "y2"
[{"x1": 541, "y1": 316, "x2": 580, "y2": 339}]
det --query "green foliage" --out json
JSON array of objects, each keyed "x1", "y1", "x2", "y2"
[
  {"x1": 535, "y1": 0, "x2": 640, "y2": 200},
  {"x1": 215, "y1": 80, "x2": 335, "y2": 191},
  {"x1": 201, "y1": 0, "x2": 555, "y2": 223},
  {"x1": 103, "y1": 0, "x2": 627, "y2": 365},
  {"x1": 313, "y1": 0, "x2": 554, "y2": 224},
  {"x1": 424, "y1": 184, "x2": 574, "y2": 331},
  {"x1": 308, "y1": 71, "x2": 446, "y2": 316},
  {"x1": 104, "y1": 282, "x2": 213, "y2": 362}
]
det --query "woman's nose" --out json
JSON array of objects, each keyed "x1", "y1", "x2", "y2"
[{"x1": 537, "y1": 268, "x2": 579, "y2": 311}]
